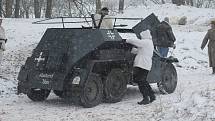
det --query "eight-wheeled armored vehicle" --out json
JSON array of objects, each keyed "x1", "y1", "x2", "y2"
[{"x1": 17, "y1": 13, "x2": 178, "y2": 108}]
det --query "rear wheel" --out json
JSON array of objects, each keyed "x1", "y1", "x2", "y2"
[
  {"x1": 158, "y1": 63, "x2": 177, "y2": 94},
  {"x1": 27, "y1": 88, "x2": 50, "y2": 101},
  {"x1": 104, "y1": 68, "x2": 127, "y2": 103},
  {"x1": 80, "y1": 73, "x2": 103, "y2": 108}
]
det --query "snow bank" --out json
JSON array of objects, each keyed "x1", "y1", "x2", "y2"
[{"x1": 119, "y1": 3, "x2": 215, "y2": 25}]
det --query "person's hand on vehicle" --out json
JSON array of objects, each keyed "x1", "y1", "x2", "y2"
[{"x1": 173, "y1": 44, "x2": 176, "y2": 49}]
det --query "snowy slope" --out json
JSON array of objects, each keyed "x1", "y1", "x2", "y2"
[
  {"x1": 119, "y1": 3, "x2": 215, "y2": 25},
  {"x1": 1, "y1": 4, "x2": 215, "y2": 121}
]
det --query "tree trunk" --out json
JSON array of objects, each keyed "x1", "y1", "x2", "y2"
[
  {"x1": 119, "y1": 0, "x2": 124, "y2": 14},
  {"x1": 172, "y1": 0, "x2": 177, "y2": 4},
  {"x1": 26, "y1": 10, "x2": 29, "y2": 18},
  {"x1": 172, "y1": 0, "x2": 185, "y2": 5},
  {"x1": 20, "y1": 9, "x2": 25, "y2": 18},
  {"x1": 45, "y1": 0, "x2": 53, "y2": 18},
  {"x1": 96, "y1": 0, "x2": 101, "y2": 14},
  {"x1": 15, "y1": 0, "x2": 21, "y2": 18},
  {"x1": 39, "y1": 0, "x2": 44, "y2": 17},
  {"x1": 34, "y1": 0, "x2": 40, "y2": 18},
  {"x1": 0, "y1": 0, "x2": 2, "y2": 17},
  {"x1": 6, "y1": 0, "x2": 13, "y2": 18},
  {"x1": 186, "y1": 0, "x2": 194, "y2": 6},
  {"x1": 68, "y1": 0, "x2": 72, "y2": 17},
  {"x1": 22, "y1": 0, "x2": 32, "y2": 18},
  {"x1": 190, "y1": 0, "x2": 194, "y2": 6}
]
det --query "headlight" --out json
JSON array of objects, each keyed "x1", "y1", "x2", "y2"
[{"x1": 72, "y1": 76, "x2": 81, "y2": 85}]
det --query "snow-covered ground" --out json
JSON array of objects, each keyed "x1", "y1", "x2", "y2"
[{"x1": 1, "y1": 4, "x2": 215, "y2": 121}]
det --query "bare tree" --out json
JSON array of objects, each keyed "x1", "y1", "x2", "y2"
[
  {"x1": 68, "y1": 0, "x2": 73, "y2": 16},
  {"x1": 172, "y1": 0, "x2": 185, "y2": 5},
  {"x1": 96, "y1": 0, "x2": 101, "y2": 14},
  {"x1": 196, "y1": 0, "x2": 204, "y2": 8},
  {"x1": 22, "y1": 0, "x2": 32, "y2": 18},
  {"x1": 205, "y1": 0, "x2": 214, "y2": 8},
  {"x1": 189, "y1": 0, "x2": 194, "y2": 6},
  {"x1": 184, "y1": 0, "x2": 193, "y2": 6},
  {"x1": 2, "y1": 0, "x2": 215, "y2": 19},
  {"x1": 45, "y1": 0, "x2": 53, "y2": 18},
  {"x1": 0, "y1": 0, "x2": 2, "y2": 17},
  {"x1": 15, "y1": 0, "x2": 21, "y2": 18},
  {"x1": 119, "y1": 0, "x2": 124, "y2": 13},
  {"x1": 34, "y1": 0, "x2": 40, "y2": 18},
  {"x1": 150, "y1": 0, "x2": 160, "y2": 4},
  {"x1": 6, "y1": 0, "x2": 13, "y2": 18}
]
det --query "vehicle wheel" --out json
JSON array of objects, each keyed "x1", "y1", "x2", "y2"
[
  {"x1": 80, "y1": 73, "x2": 103, "y2": 108},
  {"x1": 158, "y1": 63, "x2": 177, "y2": 94},
  {"x1": 53, "y1": 90, "x2": 64, "y2": 98},
  {"x1": 27, "y1": 88, "x2": 50, "y2": 101},
  {"x1": 104, "y1": 68, "x2": 127, "y2": 103}
]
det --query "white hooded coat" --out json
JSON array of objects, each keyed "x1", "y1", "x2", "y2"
[{"x1": 126, "y1": 30, "x2": 154, "y2": 70}]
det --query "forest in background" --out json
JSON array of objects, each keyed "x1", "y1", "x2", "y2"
[{"x1": 0, "y1": 0, "x2": 215, "y2": 18}]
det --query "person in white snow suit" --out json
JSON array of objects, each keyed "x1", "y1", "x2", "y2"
[
  {"x1": 92, "y1": 7, "x2": 113, "y2": 29},
  {"x1": 125, "y1": 30, "x2": 156, "y2": 105},
  {"x1": 0, "y1": 17, "x2": 7, "y2": 64}
]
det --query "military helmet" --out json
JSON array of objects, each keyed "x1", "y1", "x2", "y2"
[
  {"x1": 101, "y1": 7, "x2": 109, "y2": 12},
  {"x1": 99, "y1": 7, "x2": 109, "y2": 15}
]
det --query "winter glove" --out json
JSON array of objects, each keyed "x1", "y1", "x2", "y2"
[{"x1": 131, "y1": 47, "x2": 138, "y2": 54}]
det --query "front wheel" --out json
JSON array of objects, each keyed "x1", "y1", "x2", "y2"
[
  {"x1": 27, "y1": 88, "x2": 50, "y2": 101},
  {"x1": 104, "y1": 68, "x2": 127, "y2": 103},
  {"x1": 80, "y1": 73, "x2": 103, "y2": 108},
  {"x1": 158, "y1": 63, "x2": 177, "y2": 94}
]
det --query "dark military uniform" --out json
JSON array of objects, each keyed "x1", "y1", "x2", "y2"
[
  {"x1": 152, "y1": 21, "x2": 176, "y2": 57},
  {"x1": 201, "y1": 21, "x2": 215, "y2": 73},
  {"x1": 155, "y1": 21, "x2": 176, "y2": 48}
]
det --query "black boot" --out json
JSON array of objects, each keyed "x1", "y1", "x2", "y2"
[
  {"x1": 213, "y1": 67, "x2": 215, "y2": 74},
  {"x1": 149, "y1": 94, "x2": 156, "y2": 102},
  {"x1": 146, "y1": 84, "x2": 156, "y2": 102},
  {"x1": 137, "y1": 96, "x2": 150, "y2": 105}
]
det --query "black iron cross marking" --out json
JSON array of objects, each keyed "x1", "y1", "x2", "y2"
[{"x1": 107, "y1": 30, "x2": 115, "y2": 40}]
